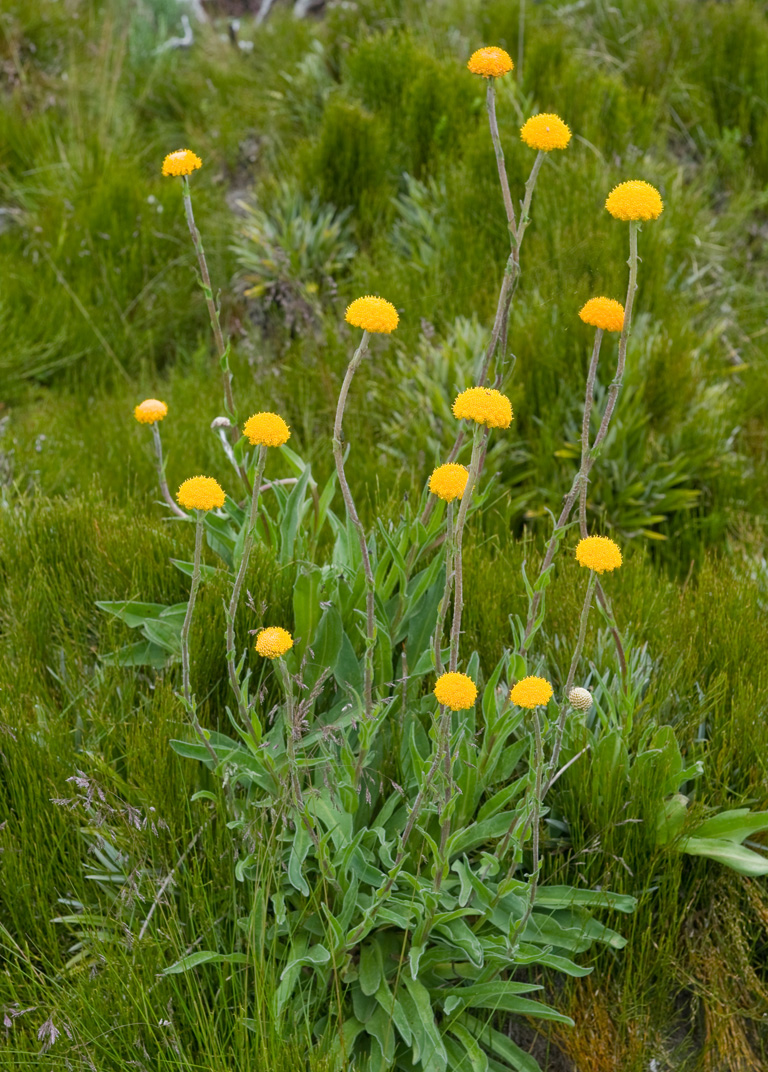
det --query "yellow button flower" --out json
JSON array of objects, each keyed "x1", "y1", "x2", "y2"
[
  {"x1": 510, "y1": 676, "x2": 553, "y2": 709},
  {"x1": 452, "y1": 387, "x2": 513, "y2": 429},
  {"x1": 467, "y1": 47, "x2": 514, "y2": 79},
  {"x1": 161, "y1": 149, "x2": 203, "y2": 177},
  {"x1": 434, "y1": 672, "x2": 478, "y2": 711},
  {"x1": 578, "y1": 297, "x2": 625, "y2": 334},
  {"x1": 429, "y1": 464, "x2": 469, "y2": 503},
  {"x1": 243, "y1": 412, "x2": 291, "y2": 447},
  {"x1": 345, "y1": 296, "x2": 399, "y2": 334},
  {"x1": 176, "y1": 476, "x2": 226, "y2": 511},
  {"x1": 575, "y1": 535, "x2": 623, "y2": 574},
  {"x1": 605, "y1": 180, "x2": 663, "y2": 222},
  {"x1": 255, "y1": 627, "x2": 294, "y2": 659},
  {"x1": 520, "y1": 114, "x2": 571, "y2": 152},
  {"x1": 134, "y1": 398, "x2": 168, "y2": 424}
]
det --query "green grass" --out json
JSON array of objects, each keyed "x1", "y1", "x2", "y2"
[{"x1": 3, "y1": 0, "x2": 768, "y2": 1069}]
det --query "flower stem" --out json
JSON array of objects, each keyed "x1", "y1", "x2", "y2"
[
  {"x1": 151, "y1": 423, "x2": 186, "y2": 519},
  {"x1": 226, "y1": 443, "x2": 268, "y2": 723},
  {"x1": 513, "y1": 706, "x2": 543, "y2": 943},
  {"x1": 180, "y1": 177, "x2": 250, "y2": 491},
  {"x1": 486, "y1": 80, "x2": 518, "y2": 245},
  {"x1": 449, "y1": 425, "x2": 485, "y2": 672},
  {"x1": 180, "y1": 511, "x2": 219, "y2": 768},
  {"x1": 332, "y1": 331, "x2": 376, "y2": 719},
  {"x1": 546, "y1": 570, "x2": 596, "y2": 791},
  {"x1": 519, "y1": 221, "x2": 640, "y2": 654},
  {"x1": 578, "y1": 328, "x2": 604, "y2": 538},
  {"x1": 432, "y1": 501, "x2": 455, "y2": 676}
]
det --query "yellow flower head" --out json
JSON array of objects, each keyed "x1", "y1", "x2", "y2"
[
  {"x1": 255, "y1": 626, "x2": 294, "y2": 659},
  {"x1": 579, "y1": 297, "x2": 625, "y2": 334},
  {"x1": 605, "y1": 180, "x2": 663, "y2": 222},
  {"x1": 575, "y1": 535, "x2": 623, "y2": 574},
  {"x1": 161, "y1": 149, "x2": 203, "y2": 178},
  {"x1": 467, "y1": 47, "x2": 514, "y2": 79},
  {"x1": 176, "y1": 475, "x2": 226, "y2": 512},
  {"x1": 452, "y1": 387, "x2": 513, "y2": 429},
  {"x1": 520, "y1": 113, "x2": 571, "y2": 152},
  {"x1": 134, "y1": 398, "x2": 168, "y2": 425},
  {"x1": 434, "y1": 672, "x2": 478, "y2": 712},
  {"x1": 345, "y1": 296, "x2": 399, "y2": 334},
  {"x1": 509, "y1": 676, "x2": 553, "y2": 709},
  {"x1": 429, "y1": 463, "x2": 469, "y2": 503},
  {"x1": 243, "y1": 411, "x2": 291, "y2": 448}
]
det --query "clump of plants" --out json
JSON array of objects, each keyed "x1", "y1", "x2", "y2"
[{"x1": 94, "y1": 48, "x2": 767, "y2": 1072}]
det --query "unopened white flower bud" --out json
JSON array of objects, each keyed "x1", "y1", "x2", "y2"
[{"x1": 568, "y1": 687, "x2": 593, "y2": 712}]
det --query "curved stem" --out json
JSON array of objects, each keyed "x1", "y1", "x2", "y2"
[
  {"x1": 180, "y1": 511, "x2": 219, "y2": 768},
  {"x1": 546, "y1": 570, "x2": 596, "y2": 792},
  {"x1": 332, "y1": 331, "x2": 376, "y2": 719},
  {"x1": 578, "y1": 329, "x2": 603, "y2": 537},
  {"x1": 520, "y1": 222, "x2": 640, "y2": 654},
  {"x1": 513, "y1": 707, "x2": 543, "y2": 944},
  {"x1": 432, "y1": 501, "x2": 455, "y2": 676},
  {"x1": 486, "y1": 80, "x2": 518, "y2": 244},
  {"x1": 181, "y1": 177, "x2": 250, "y2": 492},
  {"x1": 151, "y1": 423, "x2": 187, "y2": 519},
  {"x1": 449, "y1": 426, "x2": 485, "y2": 672},
  {"x1": 226, "y1": 443, "x2": 268, "y2": 722}
]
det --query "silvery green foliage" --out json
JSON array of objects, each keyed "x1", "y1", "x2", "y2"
[{"x1": 158, "y1": 477, "x2": 636, "y2": 1072}]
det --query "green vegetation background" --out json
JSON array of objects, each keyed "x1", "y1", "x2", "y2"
[{"x1": 1, "y1": 0, "x2": 768, "y2": 1068}]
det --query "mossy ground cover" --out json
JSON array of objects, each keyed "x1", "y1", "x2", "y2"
[{"x1": 1, "y1": 1, "x2": 768, "y2": 1069}]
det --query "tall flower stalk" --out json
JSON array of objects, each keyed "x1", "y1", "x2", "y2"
[
  {"x1": 519, "y1": 194, "x2": 660, "y2": 655},
  {"x1": 335, "y1": 297, "x2": 399, "y2": 720},
  {"x1": 225, "y1": 412, "x2": 291, "y2": 722},
  {"x1": 176, "y1": 476, "x2": 227, "y2": 769},
  {"x1": 133, "y1": 399, "x2": 186, "y2": 519}
]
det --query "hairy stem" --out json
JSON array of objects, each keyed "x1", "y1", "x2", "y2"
[
  {"x1": 180, "y1": 512, "x2": 220, "y2": 767},
  {"x1": 181, "y1": 177, "x2": 249, "y2": 491},
  {"x1": 226, "y1": 444, "x2": 268, "y2": 722},
  {"x1": 546, "y1": 570, "x2": 596, "y2": 791},
  {"x1": 151, "y1": 423, "x2": 186, "y2": 519},
  {"x1": 519, "y1": 221, "x2": 640, "y2": 654},
  {"x1": 578, "y1": 329, "x2": 604, "y2": 537},
  {"x1": 332, "y1": 331, "x2": 376, "y2": 719},
  {"x1": 486, "y1": 80, "x2": 518, "y2": 244},
  {"x1": 449, "y1": 426, "x2": 485, "y2": 672},
  {"x1": 513, "y1": 707, "x2": 543, "y2": 943},
  {"x1": 432, "y1": 501, "x2": 455, "y2": 676}
]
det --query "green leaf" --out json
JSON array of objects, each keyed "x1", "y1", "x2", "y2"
[
  {"x1": 459, "y1": 1013, "x2": 542, "y2": 1072},
  {"x1": 280, "y1": 943, "x2": 331, "y2": 978},
  {"x1": 293, "y1": 568, "x2": 321, "y2": 659},
  {"x1": 171, "y1": 559, "x2": 219, "y2": 581},
  {"x1": 438, "y1": 981, "x2": 546, "y2": 1015},
  {"x1": 359, "y1": 941, "x2": 384, "y2": 997},
  {"x1": 304, "y1": 605, "x2": 343, "y2": 691},
  {"x1": 532, "y1": 886, "x2": 636, "y2": 914},
  {"x1": 161, "y1": 950, "x2": 248, "y2": 975},
  {"x1": 100, "y1": 639, "x2": 170, "y2": 668},
  {"x1": 444, "y1": 1022, "x2": 489, "y2": 1072},
  {"x1": 694, "y1": 808, "x2": 768, "y2": 843},
  {"x1": 679, "y1": 836, "x2": 768, "y2": 875},
  {"x1": 281, "y1": 463, "x2": 312, "y2": 565},
  {"x1": 287, "y1": 821, "x2": 311, "y2": 896},
  {"x1": 96, "y1": 600, "x2": 187, "y2": 629},
  {"x1": 402, "y1": 974, "x2": 448, "y2": 1072},
  {"x1": 448, "y1": 813, "x2": 516, "y2": 856}
]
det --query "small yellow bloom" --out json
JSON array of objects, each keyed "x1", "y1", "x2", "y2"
[
  {"x1": 345, "y1": 296, "x2": 399, "y2": 334},
  {"x1": 434, "y1": 672, "x2": 478, "y2": 711},
  {"x1": 520, "y1": 113, "x2": 571, "y2": 152},
  {"x1": 243, "y1": 411, "x2": 291, "y2": 448},
  {"x1": 605, "y1": 180, "x2": 663, "y2": 222},
  {"x1": 510, "y1": 676, "x2": 553, "y2": 709},
  {"x1": 429, "y1": 463, "x2": 469, "y2": 503},
  {"x1": 161, "y1": 149, "x2": 203, "y2": 178},
  {"x1": 579, "y1": 297, "x2": 625, "y2": 334},
  {"x1": 467, "y1": 47, "x2": 514, "y2": 79},
  {"x1": 176, "y1": 475, "x2": 226, "y2": 511},
  {"x1": 575, "y1": 535, "x2": 623, "y2": 574},
  {"x1": 134, "y1": 398, "x2": 168, "y2": 424},
  {"x1": 452, "y1": 387, "x2": 513, "y2": 429},
  {"x1": 255, "y1": 626, "x2": 294, "y2": 659}
]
